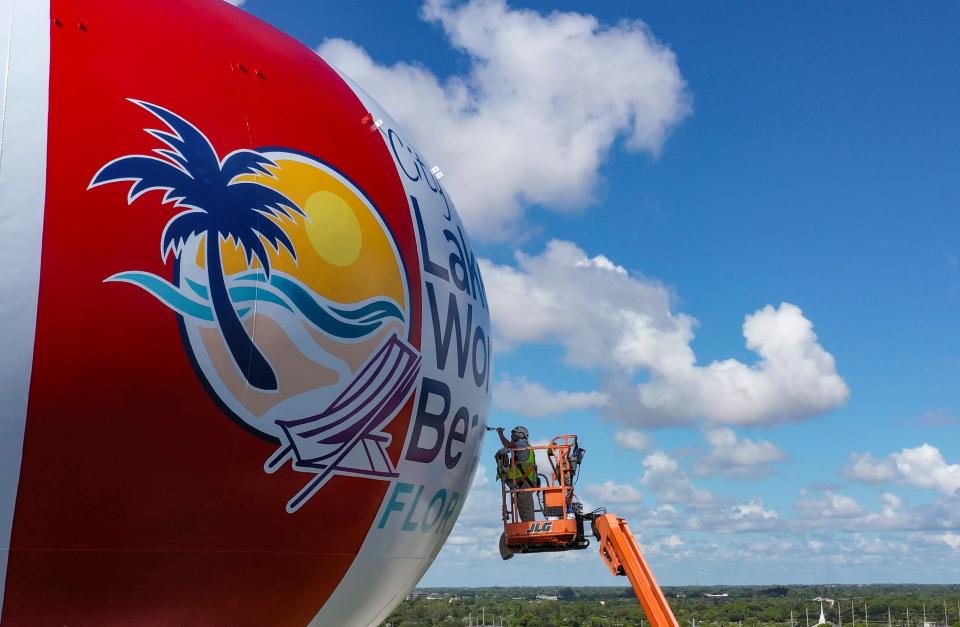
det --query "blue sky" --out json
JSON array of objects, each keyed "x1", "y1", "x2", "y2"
[{"x1": 235, "y1": 0, "x2": 960, "y2": 585}]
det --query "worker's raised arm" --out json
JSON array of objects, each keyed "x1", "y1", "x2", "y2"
[{"x1": 496, "y1": 426, "x2": 514, "y2": 448}]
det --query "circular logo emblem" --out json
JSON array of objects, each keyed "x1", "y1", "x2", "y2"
[{"x1": 91, "y1": 102, "x2": 421, "y2": 512}]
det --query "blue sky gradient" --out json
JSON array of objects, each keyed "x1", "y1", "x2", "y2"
[{"x1": 237, "y1": 0, "x2": 960, "y2": 586}]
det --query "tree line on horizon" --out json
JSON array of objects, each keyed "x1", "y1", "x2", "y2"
[{"x1": 381, "y1": 584, "x2": 960, "y2": 627}]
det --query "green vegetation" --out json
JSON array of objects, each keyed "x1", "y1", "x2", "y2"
[{"x1": 380, "y1": 585, "x2": 960, "y2": 627}]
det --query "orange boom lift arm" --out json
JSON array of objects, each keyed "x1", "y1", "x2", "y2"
[
  {"x1": 593, "y1": 513, "x2": 680, "y2": 627},
  {"x1": 493, "y1": 434, "x2": 680, "y2": 627}
]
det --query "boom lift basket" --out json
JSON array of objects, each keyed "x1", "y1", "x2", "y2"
[
  {"x1": 497, "y1": 435, "x2": 589, "y2": 556},
  {"x1": 494, "y1": 433, "x2": 680, "y2": 627}
]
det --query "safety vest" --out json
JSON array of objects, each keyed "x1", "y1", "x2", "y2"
[{"x1": 506, "y1": 448, "x2": 537, "y2": 485}]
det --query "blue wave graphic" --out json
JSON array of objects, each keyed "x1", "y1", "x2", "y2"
[
  {"x1": 185, "y1": 277, "x2": 293, "y2": 313},
  {"x1": 331, "y1": 300, "x2": 405, "y2": 324},
  {"x1": 106, "y1": 270, "x2": 403, "y2": 340},
  {"x1": 236, "y1": 272, "x2": 404, "y2": 339},
  {"x1": 107, "y1": 272, "x2": 214, "y2": 321}
]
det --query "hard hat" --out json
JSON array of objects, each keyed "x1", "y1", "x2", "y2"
[{"x1": 512, "y1": 425, "x2": 529, "y2": 439}]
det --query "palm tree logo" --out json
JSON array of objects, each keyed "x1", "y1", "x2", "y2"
[
  {"x1": 91, "y1": 100, "x2": 424, "y2": 511},
  {"x1": 90, "y1": 99, "x2": 304, "y2": 391}
]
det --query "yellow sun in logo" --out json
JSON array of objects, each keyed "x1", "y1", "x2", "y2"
[
  {"x1": 216, "y1": 155, "x2": 406, "y2": 310},
  {"x1": 304, "y1": 190, "x2": 363, "y2": 267}
]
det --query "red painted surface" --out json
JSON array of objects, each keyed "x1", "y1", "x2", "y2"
[{"x1": 3, "y1": 1, "x2": 420, "y2": 624}]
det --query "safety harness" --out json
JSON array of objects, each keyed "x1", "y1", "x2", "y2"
[{"x1": 506, "y1": 448, "x2": 537, "y2": 487}]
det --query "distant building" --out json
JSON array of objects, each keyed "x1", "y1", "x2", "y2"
[
  {"x1": 814, "y1": 600, "x2": 838, "y2": 627},
  {"x1": 536, "y1": 594, "x2": 558, "y2": 601},
  {"x1": 705, "y1": 593, "x2": 729, "y2": 599}
]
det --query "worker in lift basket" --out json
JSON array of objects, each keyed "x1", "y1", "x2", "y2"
[{"x1": 497, "y1": 425, "x2": 537, "y2": 522}]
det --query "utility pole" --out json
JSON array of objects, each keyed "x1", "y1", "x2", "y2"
[
  {"x1": 907, "y1": 607, "x2": 910, "y2": 627},
  {"x1": 888, "y1": 608, "x2": 892, "y2": 627},
  {"x1": 852, "y1": 601, "x2": 856, "y2": 627},
  {"x1": 807, "y1": 607, "x2": 811, "y2": 627},
  {"x1": 866, "y1": 603, "x2": 869, "y2": 627},
  {"x1": 791, "y1": 610, "x2": 795, "y2": 627}
]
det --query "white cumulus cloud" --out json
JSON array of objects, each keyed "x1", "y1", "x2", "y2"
[
  {"x1": 695, "y1": 428, "x2": 787, "y2": 479},
  {"x1": 731, "y1": 500, "x2": 779, "y2": 521},
  {"x1": 318, "y1": 0, "x2": 690, "y2": 238},
  {"x1": 624, "y1": 303, "x2": 850, "y2": 425},
  {"x1": 481, "y1": 240, "x2": 849, "y2": 426},
  {"x1": 935, "y1": 531, "x2": 960, "y2": 550},
  {"x1": 494, "y1": 376, "x2": 608, "y2": 417},
  {"x1": 697, "y1": 499, "x2": 781, "y2": 534},
  {"x1": 795, "y1": 491, "x2": 865, "y2": 519},
  {"x1": 844, "y1": 444, "x2": 960, "y2": 496},
  {"x1": 583, "y1": 480, "x2": 644, "y2": 509},
  {"x1": 614, "y1": 429, "x2": 654, "y2": 452},
  {"x1": 641, "y1": 450, "x2": 716, "y2": 508},
  {"x1": 645, "y1": 534, "x2": 685, "y2": 554},
  {"x1": 892, "y1": 444, "x2": 960, "y2": 496},
  {"x1": 857, "y1": 492, "x2": 914, "y2": 531},
  {"x1": 843, "y1": 452, "x2": 899, "y2": 483}
]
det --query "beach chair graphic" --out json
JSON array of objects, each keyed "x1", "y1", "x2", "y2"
[{"x1": 264, "y1": 332, "x2": 421, "y2": 512}]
